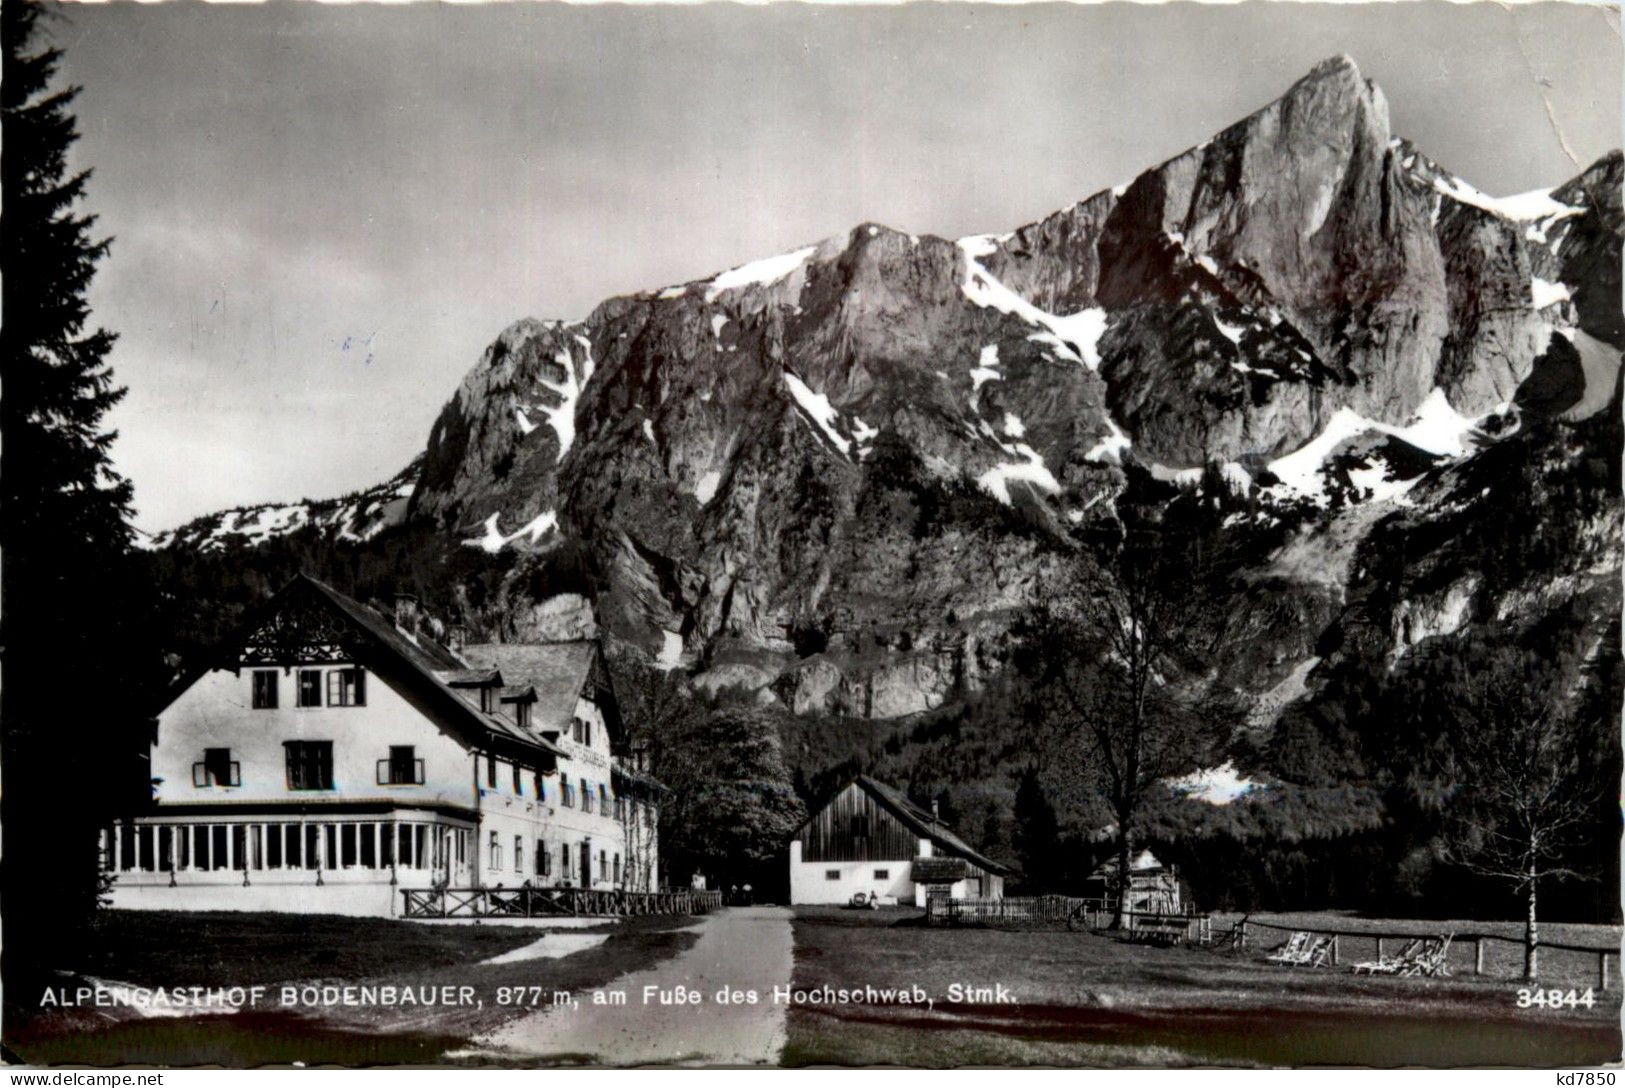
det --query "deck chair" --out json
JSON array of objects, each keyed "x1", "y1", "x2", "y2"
[
  {"x1": 1401, "y1": 934, "x2": 1454, "y2": 978},
  {"x1": 1267, "y1": 931, "x2": 1312, "y2": 964},
  {"x1": 1352, "y1": 938, "x2": 1423, "y2": 975},
  {"x1": 1301, "y1": 935, "x2": 1335, "y2": 968}
]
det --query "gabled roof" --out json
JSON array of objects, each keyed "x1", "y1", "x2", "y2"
[
  {"x1": 459, "y1": 641, "x2": 628, "y2": 751},
  {"x1": 160, "y1": 574, "x2": 565, "y2": 765},
  {"x1": 807, "y1": 775, "x2": 1010, "y2": 875},
  {"x1": 299, "y1": 578, "x2": 568, "y2": 762}
]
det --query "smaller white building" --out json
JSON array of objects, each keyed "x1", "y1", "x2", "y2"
[{"x1": 788, "y1": 776, "x2": 1008, "y2": 907}]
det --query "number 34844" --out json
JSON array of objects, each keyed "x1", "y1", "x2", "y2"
[{"x1": 1516, "y1": 988, "x2": 1597, "y2": 1010}]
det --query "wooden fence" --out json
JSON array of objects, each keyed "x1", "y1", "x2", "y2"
[
  {"x1": 1232, "y1": 916, "x2": 1617, "y2": 989},
  {"x1": 926, "y1": 894, "x2": 1084, "y2": 926},
  {"x1": 401, "y1": 886, "x2": 722, "y2": 919},
  {"x1": 927, "y1": 896, "x2": 1212, "y2": 943}
]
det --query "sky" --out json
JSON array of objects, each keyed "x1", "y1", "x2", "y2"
[{"x1": 45, "y1": 0, "x2": 1622, "y2": 533}]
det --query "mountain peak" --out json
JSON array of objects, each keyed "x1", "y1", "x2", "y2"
[{"x1": 1307, "y1": 53, "x2": 1362, "y2": 81}]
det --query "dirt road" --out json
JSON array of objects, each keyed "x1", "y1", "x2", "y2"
[{"x1": 469, "y1": 906, "x2": 793, "y2": 1066}]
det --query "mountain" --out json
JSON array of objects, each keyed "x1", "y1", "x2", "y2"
[
  {"x1": 148, "y1": 458, "x2": 421, "y2": 552},
  {"x1": 152, "y1": 56, "x2": 1622, "y2": 756}
]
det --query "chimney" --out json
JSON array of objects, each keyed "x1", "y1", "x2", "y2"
[
  {"x1": 393, "y1": 592, "x2": 419, "y2": 634},
  {"x1": 931, "y1": 799, "x2": 939, "y2": 821},
  {"x1": 446, "y1": 624, "x2": 467, "y2": 653}
]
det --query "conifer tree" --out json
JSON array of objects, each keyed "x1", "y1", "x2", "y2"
[{"x1": 2, "y1": 0, "x2": 151, "y2": 995}]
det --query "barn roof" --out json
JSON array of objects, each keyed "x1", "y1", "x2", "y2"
[{"x1": 820, "y1": 775, "x2": 1011, "y2": 876}]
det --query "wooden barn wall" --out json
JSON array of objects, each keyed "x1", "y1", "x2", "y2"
[{"x1": 799, "y1": 783, "x2": 920, "y2": 862}]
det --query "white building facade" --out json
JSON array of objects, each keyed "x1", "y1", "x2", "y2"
[
  {"x1": 788, "y1": 776, "x2": 1008, "y2": 907},
  {"x1": 105, "y1": 575, "x2": 661, "y2": 916}
]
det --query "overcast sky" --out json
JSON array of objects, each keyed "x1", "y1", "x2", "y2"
[{"x1": 47, "y1": 0, "x2": 1622, "y2": 532}]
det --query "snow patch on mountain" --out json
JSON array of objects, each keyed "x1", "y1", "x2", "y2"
[
  {"x1": 977, "y1": 445, "x2": 1061, "y2": 505},
  {"x1": 656, "y1": 630, "x2": 684, "y2": 672},
  {"x1": 1531, "y1": 277, "x2": 1573, "y2": 310},
  {"x1": 957, "y1": 238, "x2": 1108, "y2": 369},
  {"x1": 704, "y1": 246, "x2": 818, "y2": 303},
  {"x1": 1084, "y1": 416, "x2": 1132, "y2": 464},
  {"x1": 1265, "y1": 390, "x2": 1479, "y2": 505},
  {"x1": 465, "y1": 509, "x2": 559, "y2": 554},
  {"x1": 694, "y1": 470, "x2": 722, "y2": 505},
  {"x1": 538, "y1": 340, "x2": 594, "y2": 462},
  {"x1": 1432, "y1": 175, "x2": 1584, "y2": 223},
  {"x1": 783, "y1": 371, "x2": 851, "y2": 457}
]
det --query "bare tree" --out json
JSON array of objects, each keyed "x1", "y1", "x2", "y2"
[
  {"x1": 611, "y1": 659, "x2": 701, "y2": 892},
  {"x1": 1431, "y1": 637, "x2": 1605, "y2": 980},
  {"x1": 1019, "y1": 532, "x2": 1234, "y2": 927}
]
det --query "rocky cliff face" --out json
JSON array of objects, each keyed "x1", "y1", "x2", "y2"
[{"x1": 158, "y1": 57, "x2": 1623, "y2": 739}]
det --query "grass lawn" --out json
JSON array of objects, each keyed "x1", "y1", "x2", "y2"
[
  {"x1": 6, "y1": 910, "x2": 702, "y2": 1067},
  {"x1": 784, "y1": 907, "x2": 1622, "y2": 1068}
]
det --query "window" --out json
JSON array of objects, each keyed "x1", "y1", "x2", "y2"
[
  {"x1": 537, "y1": 840, "x2": 550, "y2": 877},
  {"x1": 562, "y1": 778, "x2": 575, "y2": 808},
  {"x1": 489, "y1": 831, "x2": 502, "y2": 872},
  {"x1": 560, "y1": 843, "x2": 572, "y2": 880},
  {"x1": 381, "y1": 746, "x2": 423, "y2": 785},
  {"x1": 614, "y1": 853, "x2": 622, "y2": 884},
  {"x1": 512, "y1": 763, "x2": 523, "y2": 795},
  {"x1": 599, "y1": 850, "x2": 607, "y2": 882},
  {"x1": 599, "y1": 784, "x2": 609, "y2": 813},
  {"x1": 486, "y1": 755, "x2": 497, "y2": 789},
  {"x1": 571, "y1": 718, "x2": 583, "y2": 743},
  {"x1": 825, "y1": 869, "x2": 841, "y2": 881},
  {"x1": 252, "y1": 670, "x2": 278, "y2": 709},
  {"x1": 479, "y1": 687, "x2": 493, "y2": 713},
  {"x1": 874, "y1": 869, "x2": 890, "y2": 880},
  {"x1": 285, "y1": 741, "x2": 334, "y2": 790},
  {"x1": 849, "y1": 815, "x2": 870, "y2": 839},
  {"x1": 514, "y1": 836, "x2": 524, "y2": 873},
  {"x1": 327, "y1": 668, "x2": 366, "y2": 707},
  {"x1": 194, "y1": 747, "x2": 240, "y2": 787},
  {"x1": 582, "y1": 780, "x2": 594, "y2": 813},
  {"x1": 298, "y1": 670, "x2": 323, "y2": 707},
  {"x1": 534, "y1": 772, "x2": 545, "y2": 802},
  {"x1": 516, "y1": 703, "x2": 532, "y2": 729}
]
